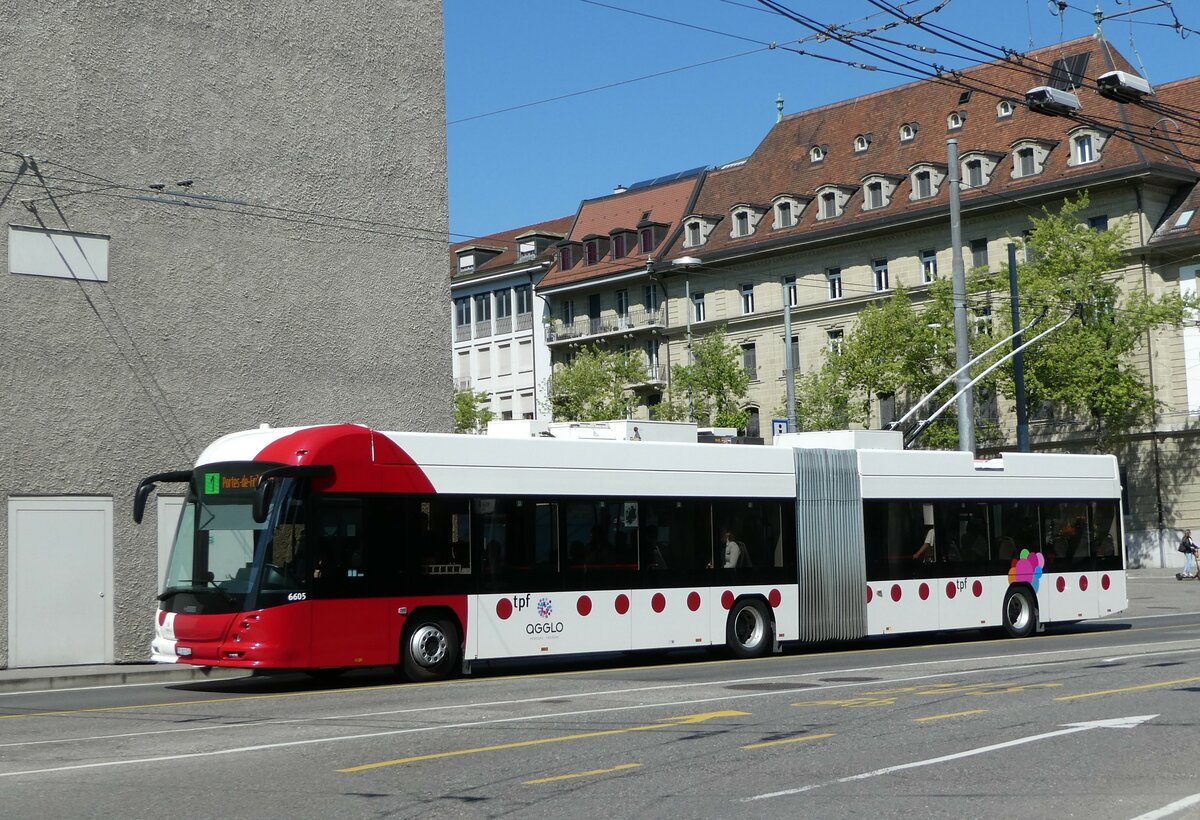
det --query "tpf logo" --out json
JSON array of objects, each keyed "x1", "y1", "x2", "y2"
[{"x1": 537, "y1": 597, "x2": 553, "y2": 618}]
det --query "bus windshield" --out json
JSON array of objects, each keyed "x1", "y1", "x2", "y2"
[{"x1": 159, "y1": 462, "x2": 308, "y2": 615}]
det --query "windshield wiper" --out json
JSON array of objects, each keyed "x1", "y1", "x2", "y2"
[{"x1": 158, "y1": 579, "x2": 237, "y2": 606}]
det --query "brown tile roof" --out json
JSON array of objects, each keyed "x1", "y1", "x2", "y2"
[
  {"x1": 449, "y1": 215, "x2": 574, "y2": 280},
  {"x1": 538, "y1": 175, "x2": 703, "y2": 290},
  {"x1": 663, "y1": 37, "x2": 1198, "y2": 262}
]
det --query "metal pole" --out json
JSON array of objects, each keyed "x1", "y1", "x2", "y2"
[
  {"x1": 1008, "y1": 243, "x2": 1030, "y2": 452},
  {"x1": 685, "y1": 277, "x2": 694, "y2": 422},
  {"x1": 783, "y1": 278, "x2": 796, "y2": 431},
  {"x1": 947, "y1": 139, "x2": 975, "y2": 453}
]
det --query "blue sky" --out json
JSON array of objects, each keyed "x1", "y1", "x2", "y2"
[{"x1": 444, "y1": 0, "x2": 1196, "y2": 241}]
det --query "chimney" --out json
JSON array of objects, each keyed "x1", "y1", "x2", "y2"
[{"x1": 613, "y1": 184, "x2": 627, "y2": 194}]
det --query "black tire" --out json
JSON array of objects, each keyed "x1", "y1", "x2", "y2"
[
  {"x1": 400, "y1": 616, "x2": 461, "y2": 682},
  {"x1": 726, "y1": 599, "x2": 772, "y2": 659},
  {"x1": 1001, "y1": 587, "x2": 1037, "y2": 639}
]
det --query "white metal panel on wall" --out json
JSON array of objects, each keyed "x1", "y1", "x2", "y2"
[{"x1": 8, "y1": 497, "x2": 114, "y2": 667}]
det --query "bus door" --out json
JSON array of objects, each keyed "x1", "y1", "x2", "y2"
[{"x1": 307, "y1": 498, "x2": 391, "y2": 668}]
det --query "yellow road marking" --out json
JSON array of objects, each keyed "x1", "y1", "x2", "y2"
[
  {"x1": 913, "y1": 709, "x2": 989, "y2": 723},
  {"x1": 742, "y1": 732, "x2": 836, "y2": 750},
  {"x1": 792, "y1": 696, "x2": 896, "y2": 708},
  {"x1": 524, "y1": 763, "x2": 641, "y2": 784},
  {"x1": 1054, "y1": 675, "x2": 1200, "y2": 702},
  {"x1": 337, "y1": 709, "x2": 750, "y2": 772}
]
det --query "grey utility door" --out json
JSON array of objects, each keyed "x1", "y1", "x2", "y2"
[{"x1": 8, "y1": 497, "x2": 113, "y2": 667}]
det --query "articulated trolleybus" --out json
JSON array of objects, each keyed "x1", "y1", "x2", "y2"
[{"x1": 134, "y1": 424, "x2": 1126, "y2": 680}]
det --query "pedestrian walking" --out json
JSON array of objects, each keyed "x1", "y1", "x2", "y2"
[{"x1": 1177, "y1": 529, "x2": 1198, "y2": 580}]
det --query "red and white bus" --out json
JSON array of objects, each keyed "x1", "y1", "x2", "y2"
[{"x1": 134, "y1": 424, "x2": 1126, "y2": 681}]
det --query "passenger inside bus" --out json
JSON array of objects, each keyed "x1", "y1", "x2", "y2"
[{"x1": 913, "y1": 504, "x2": 936, "y2": 562}]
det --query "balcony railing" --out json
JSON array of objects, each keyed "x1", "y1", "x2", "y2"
[
  {"x1": 452, "y1": 377, "x2": 472, "y2": 391},
  {"x1": 546, "y1": 305, "x2": 666, "y2": 344},
  {"x1": 454, "y1": 324, "x2": 472, "y2": 342},
  {"x1": 474, "y1": 320, "x2": 492, "y2": 339},
  {"x1": 495, "y1": 315, "x2": 512, "y2": 335},
  {"x1": 515, "y1": 312, "x2": 533, "y2": 331}
]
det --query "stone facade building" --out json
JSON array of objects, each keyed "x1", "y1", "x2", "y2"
[{"x1": 2, "y1": 2, "x2": 448, "y2": 667}]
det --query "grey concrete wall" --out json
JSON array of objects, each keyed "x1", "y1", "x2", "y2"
[{"x1": 0, "y1": 1, "x2": 449, "y2": 666}]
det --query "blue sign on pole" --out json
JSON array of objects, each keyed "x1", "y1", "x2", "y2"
[{"x1": 771, "y1": 418, "x2": 789, "y2": 438}]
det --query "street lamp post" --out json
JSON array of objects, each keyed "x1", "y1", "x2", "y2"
[{"x1": 673, "y1": 256, "x2": 703, "y2": 422}]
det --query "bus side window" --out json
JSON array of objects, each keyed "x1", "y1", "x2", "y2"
[{"x1": 310, "y1": 498, "x2": 368, "y2": 599}]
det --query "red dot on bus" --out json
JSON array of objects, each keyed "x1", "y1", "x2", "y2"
[
  {"x1": 615, "y1": 594, "x2": 630, "y2": 615},
  {"x1": 496, "y1": 598, "x2": 513, "y2": 620},
  {"x1": 1079, "y1": 575, "x2": 1089, "y2": 592},
  {"x1": 1101, "y1": 574, "x2": 1110, "y2": 590},
  {"x1": 945, "y1": 581, "x2": 957, "y2": 599},
  {"x1": 867, "y1": 586, "x2": 874, "y2": 603},
  {"x1": 158, "y1": 610, "x2": 167, "y2": 626},
  {"x1": 577, "y1": 595, "x2": 592, "y2": 617},
  {"x1": 890, "y1": 584, "x2": 902, "y2": 602},
  {"x1": 768, "y1": 588, "x2": 782, "y2": 608},
  {"x1": 972, "y1": 580, "x2": 983, "y2": 597},
  {"x1": 651, "y1": 592, "x2": 666, "y2": 613},
  {"x1": 721, "y1": 590, "x2": 735, "y2": 610},
  {"x1": 919, "y1": 583, "x2": 930, "y2": 601},
  {"x1": 687, "y1": 591, "x2": 701, "y2": 611},
  {"x1": 1056, "y1": 576, "x2": 1066, "y2": 593}
]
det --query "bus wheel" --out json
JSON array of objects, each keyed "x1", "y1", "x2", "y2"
[
  {"x1": 1002, "y1": 587, "x2": 1037, "y2": 639},
  {"x1": 726, "y1": 599, "x2": 771, "y2": 659},
  {"x1": 401, "y1": 616, "x2": 460, "y2": 682}
]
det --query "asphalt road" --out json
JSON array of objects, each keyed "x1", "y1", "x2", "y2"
[{"x1": 2, "y1": 588, "x2": 1199, "y2": 819}]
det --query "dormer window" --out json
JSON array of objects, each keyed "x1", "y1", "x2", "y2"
[
  {"x1": 914, "y1": 171, "x2": 931, "y2": 199},
  {"x1": 585, "y1": 240, "x2": 599, "y2": 265},
  {"x1": 457, "y1": 253, "x2": 475, "y2": 274},
  {"x1": 853, "y1": 134, "x2": 872, "y2": 153},
  {"x1": 947, "y1": 111, "x2": 965, "y2": 130},
  {"x1": 640, "y1": 227, "x2": 654, "y2": 253},
  {"x1": 860, "y1": 174, "x2": 902, "y2": 211},
  {"x1": 997, "y1": 100, "x2": 1014, "y2": 119},
  {"x1": 729, "y1": 204, "x2": 766, "y2": 239},
  {"x1": 959, "y1": 151, "x2": 1002, "y2": 189},
  {"x1": 810, "y1": 145, "x2": 827, "y2": 163},
  {"x1": 771, "y1": 195, "x2": 808, "y2": 230},
  {"x1": 686, "y1": 220, "x2": 702, "y2": 247},
  {"x1": 820, "y1": 192, "x2": 837, "y2": 219},
  {"x1": 907, "y1": 164, "x2": 946, "y2": 201},
  {"x1": 734, "y1": 211, "x2": 749, "y2": 237},
  {"x1": 681, "y1": 215, "x2": 720, "y2": 248},
  {"x1": 899, "y1": 123, "x2": 917, "y2": 143},
  {"x1": 558, "y1": 242, "x2": 581, "y2": 270},
  {"x1": 1010, "y1": 139, "x2": 1055, "y2": 179},
  {"x1": 1067, "y1": 126, "x2": 1108, "y2": 167},
  {"x1": 612, "y1": 233, "x2": 627, "y2": 259},
  {"x1": 815, "y1": 186, "x2": 855, "y2": 220},
  {"x1": 517, "y1": 240, "x2": 536, "y2": 261}
]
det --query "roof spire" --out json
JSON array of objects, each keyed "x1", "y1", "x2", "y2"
[{"x1": 776, "y1": 93, "x2": 784, "y2": 123}]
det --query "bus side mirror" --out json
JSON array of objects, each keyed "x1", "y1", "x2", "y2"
[
  {"x1": 253, "y1": 464, "x2": 334, "y2": 524},
  {"x1": 252, "y1": 479, "x2": 275, "y2": 524},
  {"x1": 133, "y1": 470, "x2": 193, "y2": 523}
]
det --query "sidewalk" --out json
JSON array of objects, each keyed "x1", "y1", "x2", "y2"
[{"x1": 1, "y1": 569, "x2": 1196, "y2": 694}]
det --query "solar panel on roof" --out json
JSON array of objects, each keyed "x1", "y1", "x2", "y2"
[{"x1": 625, "y1": 166, "x2": 707, "y2": 190}]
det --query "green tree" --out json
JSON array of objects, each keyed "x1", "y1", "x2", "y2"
[
  {"x1": 453, "y1": 388, "x2": 494, "y2": 434},
  {"x1": 545, "y1": 345, "x2": 647, "y2": 421},
  {"x1": 979, "y1": 193, "x2": 1192, "y2": 447},
  {"x1": 790, "y1": 194, "x2": 1192, "y2": 450},
  {"x1": 660, "y1": 327, "x2": 751, "y2": 431}
]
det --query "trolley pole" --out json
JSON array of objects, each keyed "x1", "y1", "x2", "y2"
[{"x1": 783, "y1": 277, "x2": 796, "y2": 432}]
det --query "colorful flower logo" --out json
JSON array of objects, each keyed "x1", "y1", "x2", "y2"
[
  {"x1": 1008, "y1": 549, "x2": 1045, "y2": 592},
  {"x1": 537, "y1": 597, "x2": 553, "y2": 618}
]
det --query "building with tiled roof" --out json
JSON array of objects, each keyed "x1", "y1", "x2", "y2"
[
  {"x1": 450, "y1": 215, "x2": 573, "y2": 425},
  {"x1": 536, "y1": 170, "x2": 706, "y2": 417},
  {"x1": 643, "y1": 36, "x2": 1198, "y2": 566}
]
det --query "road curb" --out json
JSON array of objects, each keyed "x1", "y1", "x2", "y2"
[{"x1": 0, "y1": 664, "x2": 252, "y2": 694}]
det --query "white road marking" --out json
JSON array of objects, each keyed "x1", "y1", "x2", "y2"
[
  {"x1": 1127, "y1": 792, "x2": 1200, "y2": 819},
  {"x1": 744, "y1": 715, "x2": 1158, "y2": 802}
]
